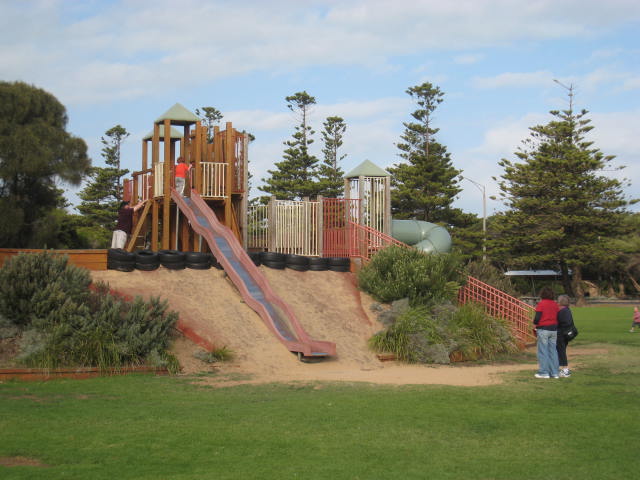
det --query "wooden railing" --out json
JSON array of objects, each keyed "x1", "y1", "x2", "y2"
[{"x1": 458, "y1": 275, "x2": 536, "y2": 345}]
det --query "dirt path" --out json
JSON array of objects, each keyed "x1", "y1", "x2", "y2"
[{"x1": 91, "y1": 267, "x2": 586, "y2": 387}]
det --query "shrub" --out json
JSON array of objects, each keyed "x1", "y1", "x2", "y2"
[
  {"x1": 0, "y1": 252, "x2": 179, "y2": 370},
  {"x1": 0, "y1": 251, "x2": 91, "y2": 327},
  {"x1": 358, "y1": 246, "x2": 462, "y2": 307}
]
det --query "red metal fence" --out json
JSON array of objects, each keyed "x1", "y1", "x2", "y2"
[{"x1": 459, "y1": 275, "x2": 536, "y2": 345}]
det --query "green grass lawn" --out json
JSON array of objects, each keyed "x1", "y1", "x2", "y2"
[{"x1": 1, "y1": 306, "x2": 639, "y2": 479}]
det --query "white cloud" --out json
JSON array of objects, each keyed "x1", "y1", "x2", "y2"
[
  {"x1": 4, "y1": 0, "x2": 640, "y2": 106},
  {"x1": 473, "y1": 71, "x2": 555, "y2": 89}
]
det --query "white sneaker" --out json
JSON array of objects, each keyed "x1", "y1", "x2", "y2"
[
  {"x1": 559, "y1": 369, "x2": 571, "y2": 377},
  {"x1": 534, "y1": 373, "x2": 550, "y2": 379}
]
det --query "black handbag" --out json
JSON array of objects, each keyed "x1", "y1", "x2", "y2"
[{"x1": 564, "y1": 325, "x2": 579, "y2": 342}]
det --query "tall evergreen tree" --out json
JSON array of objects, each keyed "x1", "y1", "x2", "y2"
[
  {"x1": 316, "y1": 116, "x2": 346, "y2": 198},
  {"x1": 259, "y1": 91, "x2": 320, "y2": 199},
  {"x1": 195, "y1": 106, "x2": 223, "y2": 142},
  {"x1": 76, "y1": 125, "x2": 130, "y2": 246},
  {"x1": 0, "y1": 81, "x2": 91, "y2": 248},
  {"x1": 491, "y1": 89, "x2": 634, "y2": 303},
  {"x1": 387, "y1": 82, "x2": 465, "y2": 226}
]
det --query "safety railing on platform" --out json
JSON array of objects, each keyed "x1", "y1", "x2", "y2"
[
  {"x1": 247, "y1": 204, "x2": 269, "y2": 250},
  {"x1": 200, "y1": 162, "x2": 227, "y2": 198},
  {"x1": 154, "y1": 163, "x2": 165, "y2": 197},
  {"x1": 458, "y1": 275, "x2": 536, "y2": 345}
]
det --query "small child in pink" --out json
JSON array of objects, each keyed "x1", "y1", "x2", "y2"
[{"x1": 630, "y1": 307, "x2": 640, "y2": 333}]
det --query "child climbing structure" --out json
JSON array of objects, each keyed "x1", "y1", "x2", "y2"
[
  {"x1": 124, "y1": 103, "x2": 249, "y2": 252},
  {"x1": 122, "y1": 103, "x2": 335, "y2": 359}
]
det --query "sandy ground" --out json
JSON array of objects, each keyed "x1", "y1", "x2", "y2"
[{"x1": 91, "y1": 267, "x2": 600, "y2": 387}]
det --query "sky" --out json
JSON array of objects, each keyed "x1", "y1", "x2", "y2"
[{"x1": 1, "y1": 0, "x2": 639, "y2": 217}]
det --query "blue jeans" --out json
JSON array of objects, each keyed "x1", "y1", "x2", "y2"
[{"x1": 536, "y1": 329, "x2": 559, "y2": 377}]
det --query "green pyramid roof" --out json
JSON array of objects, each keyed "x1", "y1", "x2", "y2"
[
  {"x1": 143, "y1": 125, "x2": 183, "y2": 141},
  {"x1": 345, "y1": 159, "x2": 390, "y2": 179},
  {"x1": 155, "y1": 103, "x2": 199, "y2": 126}
]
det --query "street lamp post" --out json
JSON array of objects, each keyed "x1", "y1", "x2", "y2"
[{"x1": 462, "y1": 176, "x2": 487, "y2": 261}]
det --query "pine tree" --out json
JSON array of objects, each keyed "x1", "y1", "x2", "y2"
[
  {"x1": 0, "y1": 81, "x2": 91, "y2": 248},
  {"x1": 259, "y1": 91, "x2": 320, "y2": 200},
  {"x1": 491, "y1": 87, "x2": 634, "y2": 303},
  {"x1": 316, "y1": 116, "x2": 346, "y2": 198},
  {"x1": 388, "y1": 82, "x2": 466, "y2": 227},
  {"x1": 76, "y1": 125, "x2": 130, "y2": 246},
  {"x1": 195, "y1": 106, "x2": 223, "y2": 141}
]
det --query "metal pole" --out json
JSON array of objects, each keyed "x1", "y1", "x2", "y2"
[{"x1": 462, "y1": 176, "x2": 487, "y2": 261}]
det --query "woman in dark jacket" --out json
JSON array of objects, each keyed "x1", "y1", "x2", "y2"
[{"x1": 556, "y1": 294, "x2": 574, "y2": 378}]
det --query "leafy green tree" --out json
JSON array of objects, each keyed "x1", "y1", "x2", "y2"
[
  {"x1": 260, "y1": 91, "x2": 320, "y2": 199},
  {"x1": 316, "y1": 116, "x2": 346, "y2": 198},
  {"x1": 491, "y1": 94, "x2": 635, "y2": 303},
  {"x1": 0, "y1": 81, "x2": 91, "y2": 248},
  {"x1": 195, "y1": 106, "x2": 223, "y2": 141},
  {"x1": 387, "y1": 83, "x2": 466, "y2": 227},
  {"x1": 76, "y1": 125, "x2": 130, "y2": 247}
]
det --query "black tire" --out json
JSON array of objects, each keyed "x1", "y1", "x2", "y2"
[
  {"x1": 285, "y1": 254, "x2": 310, "y2": 266},
  {"x1": 158, "y1": 250, "x2": 186, "y2": 264},
  {"x1": 135, "y1": 249, "x2": 158, "y2": 264},
  {"x1": 249, "y1": 252, "x2": 262, "y2": 266},
  {"x1": 136, "y1": 262, "x2": 160, "y2": 271},
  {"x1": 328, "y1": 264, "x2": 350, "y2": 272},
  {"x1": 262, "y1": 260, "x2": 286, "y2": 270},
  {"x1": 260, "y1": 251, "x2": 285, "y2": 263},
  {"x1": 186, "y1": 261, "x2": 211, "y2": 270},
  {"x1": 108, "y1": 259, "x2": 135, "y2": 272},
  {"x1": 287, "y1": 263, "x2": 310, "y2": 272},
  {"x1": 308, "y1": 257, "x2": 329, "y2": 271},
  {"x1": 328, "y1": 257, "x2": 350, "y2": 267},
  {"x1": 108, "y1": 248, "x2": 135, "y2": 262},
  {"x1": 163, "y1": 261, "x2": 186, "y2": 270},
  {"x1": 184, "y1": 252, "x2": 209, "y2": 263}
]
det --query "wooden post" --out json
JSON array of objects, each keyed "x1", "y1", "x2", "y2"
[
  {"x1": 151, "y1": 199, "x2": 159, "y2": 252},
  {"x1": 240, "y1": 133, "x2": 249, "y2": 248},
  {"x1": 162, "y1": 119, "x2": 171, "y2": 249},
  {"x1": 194, "y1": 121, "x2": 202, "y2": 190},
  {"x1": 142, "y1": 140, "x2": 148, "y2": 171},
  {"x1": 224, "y1": 122, "x2": 234, "y2": 229},
  {"x1": 152, "y1": 124, "x2": 159, "y2": 166},
  {"x1": 213, "y1": 125, "x2": 222, "y2": 163}
]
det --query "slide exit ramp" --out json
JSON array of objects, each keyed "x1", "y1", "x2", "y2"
[{"x1": 172, "y1": 189, "x2": 336, "y2": 359}]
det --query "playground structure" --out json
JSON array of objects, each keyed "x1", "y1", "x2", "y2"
[{"x1": 119, "y1": 104, "x2": 534, "y2": 358}]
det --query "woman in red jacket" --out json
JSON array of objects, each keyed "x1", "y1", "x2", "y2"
[{"x1": 533, "y1": 286, "x2": 560, "y2": 379}]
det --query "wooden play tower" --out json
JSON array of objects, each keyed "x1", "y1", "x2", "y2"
[{"x1": 123, "y1": 103, "x2": 249, "y2": 252}]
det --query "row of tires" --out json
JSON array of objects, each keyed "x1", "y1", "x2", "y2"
[
  {"x1": 107, "y1": 249, "x2": 220, "y2": 272},
  {"x1": 249, "y1": 252, "x2": 351, "y2": 272},
  {"x1": 107, "y1": 249, "x2": 351, "y2": 273}
]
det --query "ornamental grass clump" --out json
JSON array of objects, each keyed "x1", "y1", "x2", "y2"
[
  {"x1": 0, "y1": 252, "x2": 179, "y2": 371},
  {"x1": 369, "y1": 302, "x2": 518, "y2": 364}
]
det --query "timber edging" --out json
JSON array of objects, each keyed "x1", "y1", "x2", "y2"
[
  {"x1": 0, "y1": 366, "x2": 168, "y2": 381},
  {"x1": 0, "y1": 249, "x2": 108, "y2": 271}
]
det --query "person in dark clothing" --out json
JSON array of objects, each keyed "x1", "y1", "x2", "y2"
[
  {"x1": 533, "y1": 286, "x2": 560, "y2": 378},
  {"x1": 111, "y1": 201, "x2": 143, "y2": 249},
  {"x1": 556, "y1": 294, "x2": 575, "y2": 377}
]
